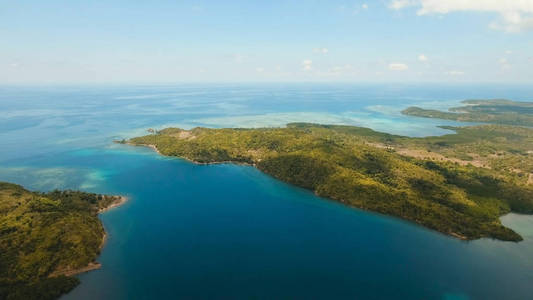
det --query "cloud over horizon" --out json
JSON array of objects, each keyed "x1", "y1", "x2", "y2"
[
  {"x1": 389, "y1": 0, "x2": 533, "y2": 32},
  {"x1": 389, "y1": 63, "x2": 409, "y2": 71},
  {"x1": 1, "y1": 1, "x2": 531, "y2": 83}
]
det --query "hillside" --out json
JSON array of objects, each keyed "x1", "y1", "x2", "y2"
[
  {"x1": 0, "y1": 182, "x2": 124, "y2": 300},
  {"x1": 128, "y1": 123, "x2": 533, "y2": 242},
  {"x1": 402, "y1": 99, "x2": 533, "y2": 126}
]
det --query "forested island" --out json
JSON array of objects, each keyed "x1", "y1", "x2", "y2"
[
  {"x1": 0, "y1": 182, "x2": 126, "y2": 300},
  {"x1": 402, "y1": 99, "x2": 533, "y2": 126},
  {"x1": 128, "y1": 123, "x2": 533, "y2": 242}
]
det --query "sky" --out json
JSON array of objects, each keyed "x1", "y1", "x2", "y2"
[{"x1": 1, "y1": 0, "x2": 533, "y2": 84}]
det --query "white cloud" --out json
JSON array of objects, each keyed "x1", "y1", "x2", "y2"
[
  {"x1": 322, "y1": 64, "x2": 353, "y2": 76},
  {"x1": 415, "y1": 1, "x2": 533, "y2": 15},
  {"x1": 505, "y1": 50, "x2": 513, "y2": 55},
  {"x1": 388, "y1": 0, "x2": 416, "y2": 10},
  {"x1": 418, "y1": 54, "x2": 428, "y2": 62},
  {"x1": 256, "y1": 67, "x2": 265, "y2": 73},
  {"x1": 333, "y1": 64, "x2": 352, "y2": 71},
  {"x1": 313, "y1": 48, "x2": 329, "y2": 54},
  {"x1": 388, "y1": 63, "x2": 409, "y2": 71},
  {"x1": 445, "y1": 70, "x2": 464, "y2": 76},
  {"x1": 302, "y1": 59, "x2": 313, "y2": 71},
  {"x1": 389, "y1": 0, "x2": 533, "y2": 32},
  {"x1": 362, "y1": 4, "x2": 368, "y2": 9},
  {"x1": 232, "y1": 54, "x2": 247, "y2": 64},
  {"x1": 499, "y1": 58, "x2": 511, "y2": 70},
  {"x1": 489, "y1": 11, "x2": 533, "y2": 32}
]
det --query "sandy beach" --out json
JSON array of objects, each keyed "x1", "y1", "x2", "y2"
[{"x1": 98, "y1": 196, "x2": 129, "y2": 214}]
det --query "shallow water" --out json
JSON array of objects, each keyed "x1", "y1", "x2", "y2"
[{"x1": 1, "y1": 84, "x2": 533, "y2": 299}]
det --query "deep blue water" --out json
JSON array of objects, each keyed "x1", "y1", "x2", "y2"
[{"x1": 1, "y1": 84, "x2": 533, "y2": 299}]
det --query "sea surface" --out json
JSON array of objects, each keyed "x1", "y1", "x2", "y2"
[{"x1": 1, "y1": 83, "x2": 533, "y2": 299}]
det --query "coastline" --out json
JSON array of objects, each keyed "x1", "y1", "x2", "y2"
[
  {"x1": 141, "y1": 143, "x2": 162, "y2": 155},
  {"x1": 131, "y1": 142, "x2": 255, "y2": 166},
  {"x1": 50, "y1": 195, "x2": 128, "y2": 278},
  {"x1": 49, "y1": 262, "x2": 102, "y2": 278},
  {"x1": 98, "y1": 196, "x2": 129, "y2": 214},
  {"x1": 129, "y1": 141, "x2": 522, "y2": 242},
  {"x1": 132, "y1": 143, "x2": 475, "y2": 241}
]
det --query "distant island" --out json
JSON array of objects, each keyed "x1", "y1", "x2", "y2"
[
  {"x1": 0, "y1": 182, "x2": 127, "y2": 300},
  {"x1": 128, "y1": 122, "x2": 533, "y2": 242},
  {"x1": 402, "y1": 99, "x2": 533, "y2": 127}
]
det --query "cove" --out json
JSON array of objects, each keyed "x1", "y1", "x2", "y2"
[
  {"x1": 46, "y1": 145, "x2": 532, "y2": 300},
  {"x1": 1, "y1": 84, "x2": 533, "y2": 299}
]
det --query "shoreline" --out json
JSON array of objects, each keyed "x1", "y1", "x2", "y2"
[
  {"x1": 49, "y1": 262, "x2": 102, "y2": 278},
  {"x1": 98, "y1": 196, "x2": 129, "y2": 214},
  {"x1": 128, "y1": 141, "x2": 523, "y2": 242},
  {"x1": 50, "y1": 195, "x2": 128, "y2": 278},
  {"x1": 132, "y1": 142, "x2": 256, "y2": 166}
]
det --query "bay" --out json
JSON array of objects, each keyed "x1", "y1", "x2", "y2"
[{"x1": 1, "y1": 83, "x2": 532, "y2": 299}]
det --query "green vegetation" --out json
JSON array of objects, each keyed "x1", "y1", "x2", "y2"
[
  {"x1": 0, "y1": 182, "x2": 123, "y2": 300},
  {"x1": 402, "y1": 99, "x2": 533, "y2": 126},
  {"x1": 129, "y1": 123, "x2": 533, "y2": 242}
]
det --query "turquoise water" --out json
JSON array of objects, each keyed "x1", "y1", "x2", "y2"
[{"x1": 1, "y1": 84, "x2": 533, "y2": 299}]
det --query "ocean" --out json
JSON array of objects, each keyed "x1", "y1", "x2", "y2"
[{"x1": 1, "y1": 83, "x2": 533, "y2": 299}]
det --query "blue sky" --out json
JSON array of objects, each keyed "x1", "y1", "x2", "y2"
[{"x1": 2, "y1": 0, "x2": 533, "y2": 83}]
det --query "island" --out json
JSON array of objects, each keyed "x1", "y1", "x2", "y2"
[
  {"x1": 0, "y1": 182, "x2": 127, "y2": 300},
  {"x1": 128, "y1": 123, "x2": 533, "y2": 242},
  {"x1": 402, "y1": 99, "x2": 533, "y2": 127}
]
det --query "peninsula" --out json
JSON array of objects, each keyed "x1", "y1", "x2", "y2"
[
  {"x1": 402, "y1": 99, "x2": 533, "y2": 127},
  {"x1": 0, "y1": 182, "x2": 127, "y2": 300},
  {"x1": 129, "y1": 123, "x2": 533, "y2": 242}
]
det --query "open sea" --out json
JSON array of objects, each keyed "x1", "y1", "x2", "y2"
[{"x1": 1, "y1": 83, "x2": 533, "y2": 299}]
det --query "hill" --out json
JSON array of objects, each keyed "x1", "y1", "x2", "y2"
[
  {"x1": 128, "y1": 123, "x2": 533, "y2": 242},
  {"x1": 0, "y1": 182, "x2": 125, "y2": 300}
]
